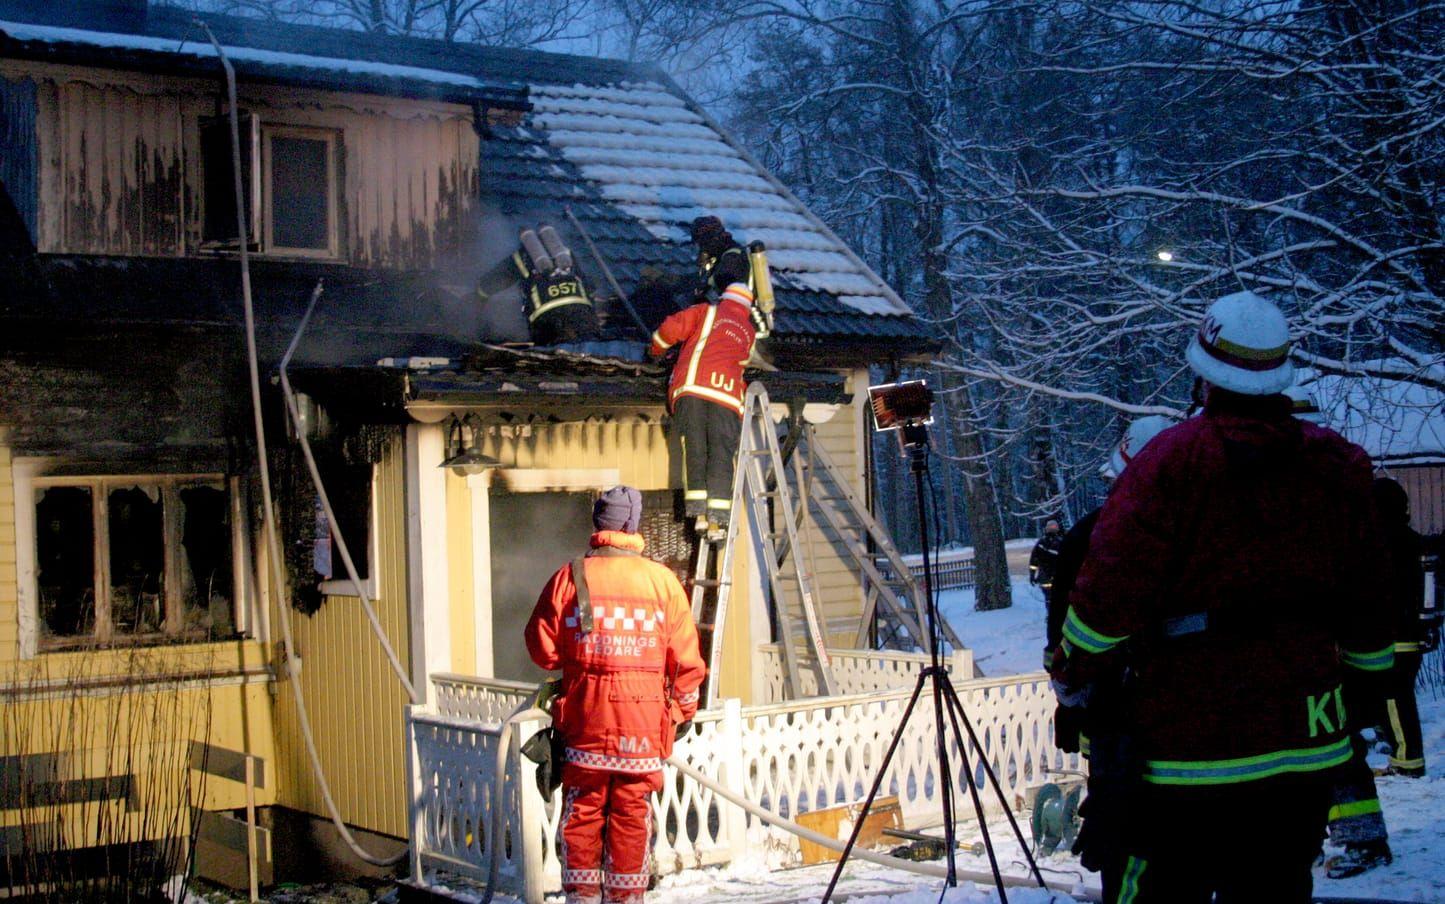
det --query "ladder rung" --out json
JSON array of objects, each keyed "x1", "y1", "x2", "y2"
[{"x1": 693, "y1": 579, "x2": 728, "y2": 588}]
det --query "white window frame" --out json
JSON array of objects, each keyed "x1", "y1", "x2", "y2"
[
  {"x1": 15, "y1": 463, "x2": 250, "y2": 656},
  {"x1": 260, "y1": 124, "x2": 341, "y2": 259},
  {"x1": 317, "y1": 464, "x2": 381, "y2": 600}
]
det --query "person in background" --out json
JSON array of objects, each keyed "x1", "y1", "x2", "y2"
[
  {"x1": 525, "y1": 486, "x2": 706, "y2": 904},
  {"x1": 649, "y1": 218, "x2": 758, "y2": 535},
  {"x1": 1051, "y1": 291, "x2": 1392, "y2": 901},
  {"x1": 1029, "y1": 520, "x2": 1064, "y2": 609},
  {"x1": 1046, "y1": 413, "x2": 1172, "y2": 903},
  {"x1": 1283, "y1": 385, "x2": 1396, "y2": 879},
  {"x1": 1373, "y1": 476, "x2": 1428, "y2": 779}
]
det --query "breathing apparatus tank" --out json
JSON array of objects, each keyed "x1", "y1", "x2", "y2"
[{"x1": 748, "y1": 240, "x2": 775, "y2": 338}]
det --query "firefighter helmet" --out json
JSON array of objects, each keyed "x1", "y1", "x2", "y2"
[
  {"x1": 1186, "y1": 291, "x2": 1294, "y2": 395},
  {"x1": 1107, "y1": 414, "x2": 1175, "y2": 478}
]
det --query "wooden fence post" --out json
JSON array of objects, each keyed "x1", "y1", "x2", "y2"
[
  {"x1": 514, "y1": 716, "x2": 548, "y2": 904},
  {"x1": 720, "y1": 699, "x2": 748, "y2": 861}
]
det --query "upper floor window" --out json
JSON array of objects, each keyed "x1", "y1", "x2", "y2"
[
  {"x1": 263, "y1": 126, "x2": 340, "y2": 257},
  {"x1": 200, "y1": 115, "x2": 340, "y2": 259},
  {"x1": 31, "y1": 474, "x2": 242, "y2": 650}
]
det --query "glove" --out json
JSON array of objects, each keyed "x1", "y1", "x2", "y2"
[
  {"x1": 674, "y1": 720, "x2": 693, "y2": 741},
  {"x1": 520, "y1": 726, "x2": 566, "y2": 799},
  {"x1": 1424, "y1": 626, "x2": 1440, "y2": 654}
]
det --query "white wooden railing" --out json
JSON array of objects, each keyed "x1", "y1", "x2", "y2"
[{"x1": 408, "y1": 668, "x2": 1074, "y2": 903}]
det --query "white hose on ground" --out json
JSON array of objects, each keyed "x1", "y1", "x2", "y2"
[
  {"x1": 198, "y1": 20, "x2": 406, "y2": 868},
  {"x1": 665, "y1": 756, "x2": 1085, "y2": 898}
]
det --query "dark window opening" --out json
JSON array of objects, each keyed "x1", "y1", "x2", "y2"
[
  {"x1": 200, "y1": 113, "x2": 259, "y2": 247},
  {"x1": 107, "y1": 486, "x2": 164, "y2": 635},
  {"x1": 180, "y1": 486, "x2": 234, "y2": 635},
  {"x1": 321, "y1": 457, "x2": 372, "y2": 582},
  {"x1": 35, "y1": 487, "x2": 95, "y2": 639},
  {"x1": 268, "y1": 132, "x2": 333, "y2": 252}
]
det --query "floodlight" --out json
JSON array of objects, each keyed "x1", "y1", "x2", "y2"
[{"x1": 867, "y1": 380, "x2": 934, "y2": 432}]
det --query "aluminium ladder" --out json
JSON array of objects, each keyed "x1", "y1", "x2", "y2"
[
  {"x1": 774, "y1": 420, "x2": 964, "y2": 653},
  {"x1": 691, "y1": 383, "x2": 837, "y2": 706}
]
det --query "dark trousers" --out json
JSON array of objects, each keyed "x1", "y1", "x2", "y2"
[
  {"x1": 1386, "y1": 651, "x2": 1425, "y2": 773},
  {"x1": 1327, "y1": 734, "x2": 1388, "y2": 844},
  {"x1": 1114, "y1": 776, "x2": 1330, "y2": 903},
  {"x1": 674, "y1": 396, "x2": 739, "y2": 524}
]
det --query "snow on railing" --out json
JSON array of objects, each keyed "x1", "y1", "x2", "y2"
[{"x1": 410, "y1": 668, "x2": 1073, "y2": 902}]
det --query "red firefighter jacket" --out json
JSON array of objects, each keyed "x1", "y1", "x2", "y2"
[
  {"x1": 525, "y1": 530, "x2": 707, "y2": 774},
  {"x1": 1054, "y1": 391, "x2": 1393, "y2": 786},
  {"x1": 648, "y1": 285, "x2": 756, "y2": 415}
]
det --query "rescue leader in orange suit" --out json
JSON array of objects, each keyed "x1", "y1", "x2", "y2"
[{"x1": 525, "y1": 486, "x2": 707, "y2": 904}]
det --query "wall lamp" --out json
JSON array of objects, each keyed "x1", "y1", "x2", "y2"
[{"x1": 439, "y1": 413, "x2": 502, "y2": 475}]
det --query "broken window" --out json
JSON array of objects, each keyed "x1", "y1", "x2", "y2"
[
  {"x1": 199, "y1": 113, "x2": 260, "y2": 248},
  {"x1": 35, "y1": 486, "x2": 95, "y2": 640},
  {"x1": 32, "y1": 476, "x2": 239, "y2": 649},
  {"x1": 263, "y1": 126, "x2": 339, "y2": 257}
]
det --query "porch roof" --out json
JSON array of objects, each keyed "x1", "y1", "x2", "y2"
[{"x1": 291, "y1": 347, "x2": 849, "y2": 426}]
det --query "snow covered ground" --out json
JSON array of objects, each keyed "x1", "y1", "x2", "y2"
[{"x1": 937, "y1": 578, "x2": 1050, "y2": 676}]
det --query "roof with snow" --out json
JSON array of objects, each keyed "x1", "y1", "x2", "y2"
[
  {"x1": 1303, "y1": 367, "x2": 1445, "y2": 466},
  {"x1": 0, "y1": 2, "x2": 933, "y2": 359}
]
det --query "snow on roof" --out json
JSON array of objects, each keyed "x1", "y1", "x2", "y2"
[
  {"x1": 0, "y1": 19, "x2": 496, "y2": 93},
  {"x1": 528, "y1": 82, "x2": 911, "y2": 318},
  {"x1": 1304, "y1": 366, "x2": 1445, "y2": 465}
]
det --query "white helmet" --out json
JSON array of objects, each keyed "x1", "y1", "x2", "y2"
[
  {"x1": 1106, "y1": 414, "x2": 1175, "y2": 478},
  {"x1": 1186, "y1": 291, "x2": 1294, "y2": 395},
  {"x1": 1283, "y1": 385, "x2": 1324, "y2": 424}
]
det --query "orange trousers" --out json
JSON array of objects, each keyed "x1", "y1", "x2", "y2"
[{"x1": 559, "y1": 765, "x2": 661, "y2": 904}]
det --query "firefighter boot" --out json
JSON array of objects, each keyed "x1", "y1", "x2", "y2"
[{"x1": 1325, "y1": 840, "x2": 1393, "y2": 879}]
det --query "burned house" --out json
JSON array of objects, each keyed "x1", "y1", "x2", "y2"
[{"x1": 0, "y1": 0, "x2": 938, "y2": 881}]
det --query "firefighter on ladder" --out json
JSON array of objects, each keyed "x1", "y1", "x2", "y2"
[
  {"x1": 525, "y1": 486, "x2": 707, "y2": 904},
  {"x1": 648, "y1": 216, "x2": 760, "y2": 535}
]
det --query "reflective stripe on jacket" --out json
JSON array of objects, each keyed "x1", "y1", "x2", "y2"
[
  {"x1": 525, "y1": 530, "x2": 706, "y2": 773},
  {"x1": 648, "y1": 287, "x2": 756, "y2": 415}
]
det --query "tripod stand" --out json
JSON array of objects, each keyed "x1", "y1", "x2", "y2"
[{"x1": 822, "y1": 421, "x2": 1046, "y2": 903}]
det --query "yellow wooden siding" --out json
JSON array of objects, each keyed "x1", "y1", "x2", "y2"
[
  {"x1": 787, "y1": 391, "x2": 869, "y2": 649},
  {"x1": 1, "y1": 678, "x2": 275, "y2": 840},
  {"x1": 10, "y1": 61, "x2": 478, "y2": 268},
  {"x1": 446, "y1": 470, "x2": 476, "y2": 675},
  {"x1": 271, "y1": 433, "x2": 410, "y2": 838},
  {"x1": 473, "y1": 420, "x2": 673, "y2": 490}
]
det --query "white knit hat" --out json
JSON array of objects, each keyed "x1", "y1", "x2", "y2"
[{"x1": 1186, "y1": 291, "x2": 1294, "y2": 395}]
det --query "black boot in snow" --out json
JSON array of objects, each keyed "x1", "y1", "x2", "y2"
[{"x1": 1325, "y1": 840, "x2": 1394, "y2": 879}]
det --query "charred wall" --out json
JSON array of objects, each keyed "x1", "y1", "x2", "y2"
[{"x1": 2, "y1": 60, "x2": 480, "y2": 269}]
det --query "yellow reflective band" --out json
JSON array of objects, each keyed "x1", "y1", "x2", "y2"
[
  {"x1": 1328, "y1": 798, "x2": 1382, "y2": 822},
  {"x1": 683, "y1": 490, "x2": 707, "y2": 501},
  {"x1": 1387, "y1": 700, "x2": 1408, "y2": 763},
  {"x1": 1388, "y1": 756, "x2": 1425, "y2": 769},
  {"x1": 528, "y1": 294, "x2": 589, "y2": 321},
  {"x1": 672, "y1": 384, "x2": 744, "y2": 413},
  {"x1": 651, "y1": 330, "x2": 672, "y2": 350},
  {"x1": 683, "y1": 304, "x2": 717, "y2": 392},
  {"x1": 707, "y1": 498, "x2": 731, "y2": 510},
  {"x1": 1395, "y1": 641, "x2": 1423, "y2": 653}
]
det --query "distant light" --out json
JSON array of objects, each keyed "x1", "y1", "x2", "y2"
[{"x1": 1157, "y1": 250, "x2": 1174, "y2": 262}]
